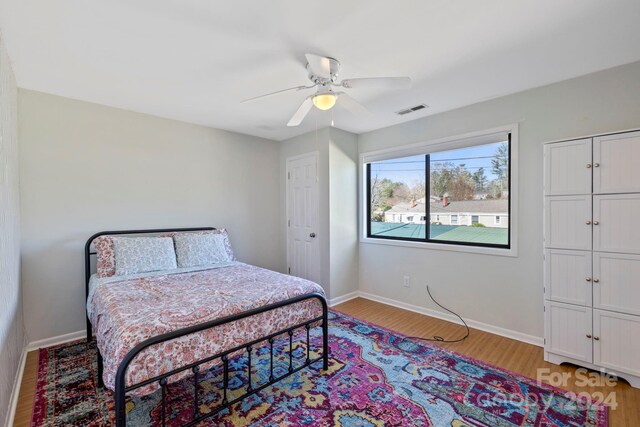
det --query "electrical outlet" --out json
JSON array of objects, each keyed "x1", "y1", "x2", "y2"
[{"x1": 403, "y1": 275, "x2": 410, "y2": 288}]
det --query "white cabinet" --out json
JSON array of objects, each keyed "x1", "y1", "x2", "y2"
[
  {"x1": 544, "y1": 301, "x2": 592, "y2": 363},
  {"x1": 593, "y1": 194, "x2": 640, "y2": 254},
  {"x1": 544, "y1": 138, "x2": 592, "y2": 195},
  {"x1": 544, "y1": 249, "x2": 592, "y2": 306},
  {"x1": 544, "y1": 195, "x2": 592, "y2": 250},
  {"x1": 593, "y1": 252, "x2": 640, "y2": 316},
  {"x1": 593, "y1": 309, "x2": 640, "y2": 378},
  {"x1": 594, "y1": 131, "x2": 640, "y2": 194},
  {"x1": 544, "y1": 129, "x2": 640, "y2": 388}
]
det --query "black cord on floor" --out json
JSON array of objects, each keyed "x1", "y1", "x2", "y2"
[{"x1": 401, "y1": 285, "x2": 469, "y2": 344}]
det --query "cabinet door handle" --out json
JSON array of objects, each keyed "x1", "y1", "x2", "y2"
[
  {"x1": 586, "y1": 334, "x2": 592, "y2": 339},
  {"x1": 586, "y1": 220, "x2": 591, "y2": 225},
  {"x1": 586, "y1": 277, "x2": 591, "y2": 282},
  {"x1": 593, "y1": 279, "x2": 599, "y2": 283},
  {"x1": 594, "y1": 336, "x2": 600, "y2": 341},
  {"x1": 586, "y1": 164, "x2": 592, "y2": 168},
  {"x1": 594, "y1": 163, "x2": 600, "y2": 168},
  {"x1": 593, "y1": 221, "x2": 599, "y2": 225}
]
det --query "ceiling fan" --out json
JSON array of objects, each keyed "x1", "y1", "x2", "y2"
[{"x1": 242, "y1": 54, "x2": 411, "y2": 127}]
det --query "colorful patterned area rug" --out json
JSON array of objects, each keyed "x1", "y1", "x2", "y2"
[{"x1": 32, "y1": 310, "x2": 608, "y2": 426}]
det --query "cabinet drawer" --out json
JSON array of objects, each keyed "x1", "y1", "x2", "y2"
[
  {"x1": 544, "y1": 195, "x2": 592, "y2": 250},
  {"x1": 544, "y1": 301, "x2": 592, "y2": 363},
  {"x1": 593, "y1": 309, "x2": 640, "y2": 377},
  {"x1": 593, "y1": 252, "x2": 640, "y2": 316},
  {"x1": 594, "y1": 131, "x2": 640, "y2": 194},
  {"x1": 593, "y1": 194, "x2": 640, "y2": 254},
  {"x1": 544, "y1": 249, "x2": 592, "y2": 306},
  {"x1": 544, "y1": 139, "x2": 592, "y2": 196}
]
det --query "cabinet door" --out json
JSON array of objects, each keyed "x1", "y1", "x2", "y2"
[
  {"x1": 544, "y1": 249, "x2": 592, "y2": 306},
  {"x1": 593, "y1": 252, "x2": 640, "y2": 316},
  {"x1": 594, "y1": 131, "x2": 640, "y2": 194},
  {"x1": 544, "y1": 195, "x2": 592, "y2": 250},
  {"x1": 593, "y1": 194, "x2": 640, "y2": 254},
  {"x1": 545, "y1": 301, "x2": 592, "y2": 363},
  {"x1": 544, "y1": 139, "x2": 592, "y2": 196},
  {"x1": 593, "y1": 309, "x2": 640, "y2": 377}
]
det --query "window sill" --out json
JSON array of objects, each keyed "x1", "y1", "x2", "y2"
[{"x1": 359, "y1": 236, "x2": 518, "y2": 257}]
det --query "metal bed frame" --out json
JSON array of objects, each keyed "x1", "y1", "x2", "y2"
[{"x1": 85, "y1": 227, "x2": 329, "y2": 427}]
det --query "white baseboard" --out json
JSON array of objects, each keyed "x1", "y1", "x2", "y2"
[
  {"x1": 26, "y1": 330, "x2": 85, "y2": 352},
  {"x1": 5, "y1": 347, "x2": 27, "y2": 427},
  {"x1": 328, "y1": 291, "x2": 359, "y2": 307},
  {"x1": 356, "y1": 291, "x2": 544, "y2": 347}
]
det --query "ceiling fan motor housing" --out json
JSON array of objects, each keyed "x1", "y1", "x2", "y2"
[{"x1": 306, "y1": 56, "x2": 340, "y2": 84}]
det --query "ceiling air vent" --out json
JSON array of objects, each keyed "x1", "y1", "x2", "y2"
[{"x1": 395, "y1": 104, "x2": 429, "y2": 115}]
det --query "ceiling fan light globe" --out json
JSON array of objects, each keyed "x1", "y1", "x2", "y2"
[{"x1": 312, "y1": 93, "x2": 337, "y2": 110}]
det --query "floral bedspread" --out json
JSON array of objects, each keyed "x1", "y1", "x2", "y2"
[{"x1": 88, "y1": 263, "x2": 325, "y2": 395}]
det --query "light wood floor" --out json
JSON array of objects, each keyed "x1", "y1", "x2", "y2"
[{"x1": 14, "y1": 297, "x2": 640, "y2": 426}]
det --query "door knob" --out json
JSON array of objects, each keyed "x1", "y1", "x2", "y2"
[
  {"x1": 586, "y1": 164, "x2": 592, "y2": 168},
  {"x1": 593, "y1": 221, "x2": 599, "y2": 225},
  {"x1": 593, "y1": 279, "x2": 599, "y2": 283},
  {"x1": 586, "y1": 277, "x2": 591, "y2": 282},
  {"x1": 594, "y1": 336, "x2": 600, "y2": 341},
  {"x1": 309, "y1": 233, "x2": 316, "y2": 238},
  {"x1": 586, "y1": 220, "x2": 591, "y2": 225},
  {"x1": 594, "y1": 163, "x2": 600, "y2": 168},
  {"x1": 586, "y1": 334, "x2": 592, "y2": 339}
]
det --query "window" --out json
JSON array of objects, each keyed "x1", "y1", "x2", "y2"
[
  {"x1": 366, "y1": 134, "x2": 511, "y2": 249},
  {"x1": 368, "y1": 154, "x2": 426, "y2": 239}
]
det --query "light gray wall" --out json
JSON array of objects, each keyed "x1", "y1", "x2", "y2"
[
  {"x1": 329, "y1": 128, "x2": 359, "y2": 298},
  {"x1": 0, "y1": 34, "x2": 24, "y2": 425},
  {"x1": 18, "y1": 89, "x2": 283, "y2": 343},
  {"x1": 358, "y1": 60, "x2": 640, "y2": 339}
]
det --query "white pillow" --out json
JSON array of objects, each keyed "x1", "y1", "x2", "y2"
[
  {"x1": 173, "y1": 232, "x2": 231, "y2": 268},
  {"x1": 113, "y1": 236, "x2": 177, "y2": 275}
]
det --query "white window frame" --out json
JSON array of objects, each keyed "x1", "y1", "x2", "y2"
[
  {"x1": 495, "y1": 215, "x2": 502, "y2": 225},
  {"x1": 451, "y1": 214, "x2": 459, "y2": 225},
  {"x1": 359, "y1": 124, "x2": 518, "y2": 257}
]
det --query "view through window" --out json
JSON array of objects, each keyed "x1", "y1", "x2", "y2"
[{"x1": 367, "y1": 137, "x2": 510, "y2": 248}]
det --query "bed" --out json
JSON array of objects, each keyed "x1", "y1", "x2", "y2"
[{"x1": 85, "y1": 227, "x2": 329, "y2": 427}]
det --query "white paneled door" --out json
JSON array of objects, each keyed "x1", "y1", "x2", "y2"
[
  {"x1": 287, "y1": 152, "x2": 320, "y2": 284},
  {"x1": 593, "y1": 193, "x2": 640, "y2": 254},
  {"x1": 544, "y1": 138, "x2": 592, "y2": 196},
  {"x1": 544, "y1": 301, "x2": 592, "y2": 363},
  {"x1": 544, "y1": 249, "x2": 592, "y2": 307},
  {"x1": 594, "y1": 131, "x2": 640, "y2": 194},
  {"x1": 593, "y1": 252, "x2": 640, "y2": 316},
  {"x1": 593, "y1": 309, "x2": 640, "y2": 377},
  {"x1": 544, "y1": 195, "x2": 592, "y2": 250}
]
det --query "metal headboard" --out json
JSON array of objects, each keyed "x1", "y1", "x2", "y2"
[{"x1": 84, "y1": 227, "x2": 215, "y2": 341}]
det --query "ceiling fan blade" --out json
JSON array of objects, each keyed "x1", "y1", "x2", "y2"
[
  {"x1": 337, "y1": 92, "x2": 371, "y2": 117},
  {"x1": 305, "y1": 53, "x2": 337, "y2": 79},
  {"x1": 339, "y1": 77, "x2": 411, "y2": 90},
  {"x1": 241, "y1": 85, "x2": 314, "y2": 103},
  {"x1": 287, "y1": 97, "x2": 314, "y2": 127}
]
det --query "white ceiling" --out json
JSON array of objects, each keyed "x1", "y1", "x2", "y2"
[{"x1": 1, "y1": 0, "x2": 639, "y2": 140}]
